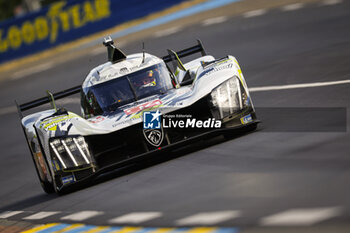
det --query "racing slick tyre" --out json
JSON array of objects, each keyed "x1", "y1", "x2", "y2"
[
  {"x1": 32, "y1": 129, "x2": 55, "y2": 194},
  {"x1": 30, "y1": 149, "x2": 55, "y2": 194},
  {"x1": 35, "y1": 160, "x2": 55, "y2": 194},
  {"x1": 52, "y1": 175, "x2": 63, "y2": 194},
  {"x1": 23, "y1": 128, "x2": 54, "y2": 194}
]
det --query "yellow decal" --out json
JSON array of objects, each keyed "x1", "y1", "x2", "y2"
[
  {"x1": 216, "y1": 58, "x2": 231, "y2": 65},
  {"x1": 54, "y1": 159, "x2": 60, "y2": 171},
  {"x1": 39, "y1": 113, "x2": 79, "y2": 131},
  {"x1": 130, "y1": 105, "x2": 163, "y2": 120},
  {"x1": 233, "y1": 58, "x2": 245, "y2": 85},
  {"x1": 174, "y1": 68, "x2": 180, "y2": 77}
]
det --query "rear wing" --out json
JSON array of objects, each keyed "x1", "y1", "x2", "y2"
[
  {"x1": 15, "y1": 39, "x2": 207, "y2": 119},
  {"x1": 162, "y1": 39, "x2": 207, "y2": 63},
  {"x1": 15, "y1": 86, "x2": 81, "y2": 119}
]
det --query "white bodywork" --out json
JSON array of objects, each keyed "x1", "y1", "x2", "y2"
[
  {"x1": 23, "y1": 55, "x2": 249, "y2": 135},
  {"x1": 22, "y1": 52, "x2": 253, "y2": 186}
]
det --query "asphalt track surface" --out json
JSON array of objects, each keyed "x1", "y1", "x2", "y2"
[{"x1": 0, "y1": 0, "x2": 350, "y2": 231}]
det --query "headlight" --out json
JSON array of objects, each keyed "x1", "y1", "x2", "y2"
[
  {"x1": 210, "y1": 77, "x2": 245, "y2": 119},
  {"x1": 49, "y1": 136, "x2": 92, "y2": 170}
]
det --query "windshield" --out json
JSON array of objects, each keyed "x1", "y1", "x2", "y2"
[{"x1": 81, "y1": 63, "x2": 173, "y2": 117}]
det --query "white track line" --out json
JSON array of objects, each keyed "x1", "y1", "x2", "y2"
[
  {"x1": 202, "y1": 16, "x2": 228, "y2": 26},
  {"x1": 23, "y1": 211, "x2": 60, "y2": 220},
  {"x1": 321, "y1": 0, "x2": 343, "y2": 5},
  {"x1": 12, "y1": 62, "x2": 54, "y2": 80},
  {"x1": 249, "y1": 79, "x2": 350, "y2": 92},
  {"x1": 61, "y1": 211, "x2": 104, "y2": 221},
  {"x1": 260, "y1": 207, "x2": 342, "y2": 226},
  {"x1": 175, "y1": 211, "x2": 241, "y2": 225},
  {"x1": 243, "y1": 9, "x2": 267, "y2": 18},
  {"x1": 154, "y1": 27, "x2": 182, "y2": 38},
  {"x1": 282, "y1": 3, "x2": 304, "y2": 11},
  {"x1": 0, "y1": 211, "x2": 24, "y2": 218},
  {"x1": 109, "y1": 212, "x2": 162, "y2": 224}
]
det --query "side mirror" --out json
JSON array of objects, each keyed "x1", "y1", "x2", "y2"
[
  {"x1": 46, "y1": 91, "x2": 57, "y2": 111},
  {"x1": 103, "y1": 36, "x2": 127, "y2": 63}
]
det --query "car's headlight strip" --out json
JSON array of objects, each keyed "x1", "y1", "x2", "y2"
[
  {"x1": 73, "y1": 138, "x2": 90, "y2": 164},
  {"x1": 236, "y1": 79, "x2": 243, "y2": 110},
  {"x1": 49, "y1": 136, "x2": 92, "y2": 170},
  {"x1": 210, "y1": 77, "x2": 242, "y2": 119},
  {"x1": 50, "y1": 142, "x2": 67, "y2": 169},
  {"x1": 61, "y1": 140, "x2": 79, "y2": 167},
  {"x1": 226, "y1": 80, "x2": 233, "y2": 114}
]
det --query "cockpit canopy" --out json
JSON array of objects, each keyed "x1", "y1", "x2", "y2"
[{"x1": 81, "y1": 62, "x2": 173, "y2": 118}]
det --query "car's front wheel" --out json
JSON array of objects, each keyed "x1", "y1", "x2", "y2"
[{"x1": 31, "y1": 151, "x2": 55, "y2": 194}]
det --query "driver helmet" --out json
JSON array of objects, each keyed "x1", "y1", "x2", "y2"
[{"x1": 134, "y1": 70, "x2": 157, "y2": 88}]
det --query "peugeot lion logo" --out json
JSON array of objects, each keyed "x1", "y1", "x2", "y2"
[{"x1": 143, "y1": 110, "x2": 164, "y2": 147}]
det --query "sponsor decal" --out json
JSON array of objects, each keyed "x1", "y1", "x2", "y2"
[
  {"x1": 142, "y1": 111, "x2": 163, "y2": 147},
  {"x1": 141, "y1": 111, "x2": 222, "y2": 146},
  {"x1": 40, "y1": 114, "x2": 77, "y2": 131},
  {"x1": 142, "y1": 111, "x2": 222, "y2": 130},
  {"x1": 61, "y1": 175, "x2": 75, "y2": 185},
  {"x1": 198, "y1": 63, "x2": 233, "y2": 80},
  {"x1": 88, "y1": 116, "x2": 105, "y2": 124},
  {"x1": 143, "y1": 111, "x2": 161, "y2": 129},
  {"x1": 240, "y1": 114, "x2": 253, "y2": 124},
  {"x1": 0, "y1": 0, "x2": 110, "y2": 53},
  {"x1": 201, "y1": 58, "x2": 231, "y2": 68},
  {"x1": 124, "y1": 99, "x2": 162, "y2": 115},
  {"x1": 52, "y1": 160, "x2": 61, "y2": 172},
  {"x1": 143, "y1": 128, "x2": 164, "y2": 147},
  {"x1": 112, "y1": 118, "x2": 138, "y2": 128},
  {"x1": 244, "y1": 96, "x2": 251, "y2": 106},
  {"x1": 162, "y1": 116, "x2": 221, "y2": 128}
]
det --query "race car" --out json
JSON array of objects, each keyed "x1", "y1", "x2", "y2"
[{"x1": 16, "y1": 37, "x2": 258, "y2": 193}]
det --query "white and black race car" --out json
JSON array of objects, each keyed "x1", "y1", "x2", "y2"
[{"x1": 16, "y1": 37, "x2": 258, "y2": 193}]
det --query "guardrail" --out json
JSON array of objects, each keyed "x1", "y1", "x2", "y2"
[{"x1": 0, "y1": 0, "x2": 187, "y2": 64}]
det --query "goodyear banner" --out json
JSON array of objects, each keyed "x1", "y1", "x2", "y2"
[{"x1": 0, "y1": 0, "x2": 187, "y2": 64}]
